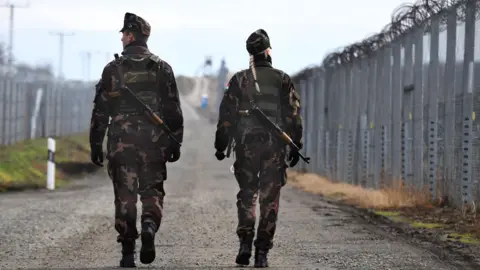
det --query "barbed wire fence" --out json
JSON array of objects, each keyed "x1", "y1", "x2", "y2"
[
  {"x1": 0, "y1": 61, "x2": 94, "y2": 146},
  {"x1": 292, "y1": 0, "x2": 480, "y2": 207}
]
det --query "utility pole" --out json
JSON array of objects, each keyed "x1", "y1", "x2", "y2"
[
  {"x1": 105, "y1": 52, "x2": 111, "y2": 64},
  {"x1": 80, "y1": 50, "x2": 109, "y2": 81},
  {"x1": 49, "y1": 31, "x2": 75, "y2": 79},
  {"x1": 79, "y1": 51, "x2": 91, "y2": 81},
  {"x1": 79, "y1": 52, "x2": 85, "y2": 80},
  {"x1": 85, "y1": 51, "x2": 91, "y2": 81},
  {"x1": 1, "y1": 1, "x2": 30, "y2": 70},
  {"x1": 91, "y1": 50, "x2": 110, "y2": 65}
]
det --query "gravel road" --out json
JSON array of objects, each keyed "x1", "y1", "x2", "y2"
[{"x1": 0, "y1": 98, "x2": 475, "y2": 270}]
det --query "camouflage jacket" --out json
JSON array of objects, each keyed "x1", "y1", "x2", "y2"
[
  {"x1": 214, "y1": 59, "x2": 303, "y2": 152},
  {"x1": 89, "y1": 44, "x2": 184, "y2": 153}
]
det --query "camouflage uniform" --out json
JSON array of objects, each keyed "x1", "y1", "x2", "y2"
[
  {"x1": 89, "y1": 12, "x2": 183, "y2": 267},
  {"x1": 214, "y1": 29, "x2": 303, "y2": 268}
]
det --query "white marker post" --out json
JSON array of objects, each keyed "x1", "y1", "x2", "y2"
[{"x1": 47, "y1": 137, "x2": 56, "y2": 190}]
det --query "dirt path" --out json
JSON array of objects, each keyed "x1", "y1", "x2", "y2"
[{"x1": 0, "y1": 100, "x2": 474, "y2": 269}]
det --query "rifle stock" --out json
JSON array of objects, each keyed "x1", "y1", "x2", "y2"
[
  {"x1": 241, "y1": 107, "x2": 310, "y2": 164},
  {"x1": 225, "y1": 136, "x2": 233, "y2": 158},
  {"x1": 225, "y1": 119, "x2": 237, "y2": 158}
]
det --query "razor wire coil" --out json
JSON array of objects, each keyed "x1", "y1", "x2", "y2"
[{"x1": 294, "y1": 0, "x2": 480, "y2": 81}]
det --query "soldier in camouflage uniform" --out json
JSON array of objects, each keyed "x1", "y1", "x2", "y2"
[
  {"x1": 89, "y1": 12, "x2": 184, "y2": 268},
  {"x1": 214, "y1": 29, "x2": 303, "y2": 268}
]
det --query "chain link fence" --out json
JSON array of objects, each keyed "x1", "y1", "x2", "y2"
[
  {"x1": 0, "y1": 69, "x2": 94, "y2": 146},
  {"x1": 292, "y1": 0, "x2": 480, "y2": 207}
]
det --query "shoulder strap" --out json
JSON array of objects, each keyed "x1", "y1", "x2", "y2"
[
  {"x1": 147, "y1": 55, "x2": 162, "y2": 75},
  {"x1": 149, "y1": 54, "x2": 162, "y2": 91},
  {"x1": 113, "y1": 54, "x2": 126, "y2": 89},
  {"x1": 149, "y1": 55, "x2": 160, "y2": 64},
  {"x1": 237, "y1": 71, "x2": 245, "y2": 90},
  {"x1": 276, "y1": 71, "x2": 286, "y2": 123},
  {"x1": 244, "y1": 70, "x2": 256, "y2": 105},
  {"x1": 148, "y1": 54, "x2": 166, "y2": 108},
  {"x1": 234, "y1": 70, "x2": 252, "y2": 108}
]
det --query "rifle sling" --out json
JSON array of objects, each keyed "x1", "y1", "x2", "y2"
[
  {"x1": 115, "y1": 58, "x2": 126, "y2": 89},
  {"x1": 243, "y1": 66, "x2": 285, "y2": 146}
]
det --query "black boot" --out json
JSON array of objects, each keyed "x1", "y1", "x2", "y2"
[
  {"x1": 235, "y1": 240, "x2": 253, "y2": 266},
  {"x1": 119, "y1": 240, "x2": 136, "y2": 268},
  {"x1": 140, "y1": 220, "x2": 157, "y2": 264},
  {"x1": 254, "y1": 249, "x2": 269, "y2": 268}
]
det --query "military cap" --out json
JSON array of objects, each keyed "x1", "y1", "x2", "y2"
[
  {"x1": 120, "y1": 12, "x2": 151, "y2": 37},
  {"x1": 246, "y1": 29, "x2": 271, "y2": 55}
]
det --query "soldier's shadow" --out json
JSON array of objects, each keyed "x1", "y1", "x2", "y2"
[{"x1": 65, "y1": 266, "x2": 247, "y2": 269}]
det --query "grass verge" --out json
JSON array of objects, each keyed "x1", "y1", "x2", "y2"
[
  {"x1": 288, "y1": 170, "x2": 480, "y2": 245},
  {"x1": 0, "y1": 132, "x2": 100, "y2": 192}
]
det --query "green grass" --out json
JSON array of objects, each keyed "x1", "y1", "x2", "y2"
[
  {"x1": 376, "y1": 211, "x2": 444, "y2": 228},
  {"x1": 375, "y1": 211, "x2": 401, "y2": 217},
  {"x1": 410, "y1": 222, "x2": 445, "y2": 229},
  {"x1": 375, "y1": 211, "x2": 408, "y2": 222},
  {"x1": 0, "y1": 132, "x2": 95, "y2": 192},
  {"x1": 374, "y1": 211, "x2": 480, "y2": 244},
  {"x1": 448, "y1": 233, "x2": 480, "y2": 244},
  {"x1": 376, "y1": 211, "x2": 448, "y2": 229}
]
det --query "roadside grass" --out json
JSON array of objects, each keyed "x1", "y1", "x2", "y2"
[
  {"x1": 0, "y1": 132, "x2": 99, "y2": 192},
  {"x1": 287, "y1": 171, "x2": 431, "y2": 209},
  {"x1": 288, "y1": 170, "x2": 480, "y2": 244}
]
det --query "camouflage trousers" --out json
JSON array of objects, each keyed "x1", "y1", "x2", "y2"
[
  {"x1": 233, "y1": 133, "x2": 286, "y2": 250},
  {"x1": 107, "y1": 160, "x2": 166, "y2": 242}
]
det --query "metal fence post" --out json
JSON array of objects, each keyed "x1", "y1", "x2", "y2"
[
  {"x1": 460, "y1": 1, "x2": 476, "y2": 206},
  {"x1": 427, "y1": 16, "x2": 441, "y2": 200},
  {"x1": 442, "y1": 5, "x2": 458, "y2": 205}
]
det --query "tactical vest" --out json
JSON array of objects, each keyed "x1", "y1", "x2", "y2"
[
  {"x1": 110, "y1": 54, "x2": 162, "y2": 116},
  {"x1": 237, "y1": 67, "x2": 284, "y2": 131}
]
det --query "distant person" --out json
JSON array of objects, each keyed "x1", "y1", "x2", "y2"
[
  {"x1": 216, "y1": 58, "x2": 229, "y2": 113},
  {"x1": 89, "y1": 12, "x2": 184, "y2": 268},
  {"x1": 213, "y1": 29, "x2": 304, "y2": 268}
]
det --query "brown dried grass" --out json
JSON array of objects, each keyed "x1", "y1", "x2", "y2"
[
  {"x1": 287, "y1": 171, "x2": 480, "y2": 241},
  {"x1": 287, "y1": 170, "x2": 432, "y2": 210}
]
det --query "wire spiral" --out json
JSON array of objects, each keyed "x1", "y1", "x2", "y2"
[{"x1": 293, "y1": 0, "x2": 480, "y2": 81}]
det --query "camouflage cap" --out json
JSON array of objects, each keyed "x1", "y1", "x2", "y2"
[
  {"x1": 246, "y1": 29, "x2": 271, "y2": 55},
  {"x1": 120, "y1": 12, "x2": 151, "y2": 37}
]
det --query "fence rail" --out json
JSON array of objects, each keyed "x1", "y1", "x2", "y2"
[
  {"x1": 292, "y1": 0, "x2": 480, "y2": 207},
  {"x1": 0, "y1": 74, "x2": 94, "y2": 146}
]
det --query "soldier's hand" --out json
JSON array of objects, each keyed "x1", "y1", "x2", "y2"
[
  {"x1": 167, "y1": 147, "x2": 181, "y2": 163},
  {"x1": 215, "y1": 151, "x2": 225, "y2": 161},
  {"x1": 287, "y1": 151, "x2": 300, "y2": 167},
  {"x1": 90, "y1": 145, "x2": 104, "y2": 167}
]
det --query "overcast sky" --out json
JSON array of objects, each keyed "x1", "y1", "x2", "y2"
[{"x1": 0, "y1": 0, "x2": 473, "y2": 81}]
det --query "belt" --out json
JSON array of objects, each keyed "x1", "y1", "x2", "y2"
[{"x1": 110, "y1": 111, "x2": 159, "y2": 117}]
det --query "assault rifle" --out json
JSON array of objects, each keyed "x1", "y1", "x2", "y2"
[
  {"x1": 225, "y1": 124, "x2": 236, "y2": 158},
  {"x1": 113, "y1": 53, "x2": 181, "y2": 146},
  {"x1": 239, "y1": 103, "x2": 310, "y2": 164}
]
